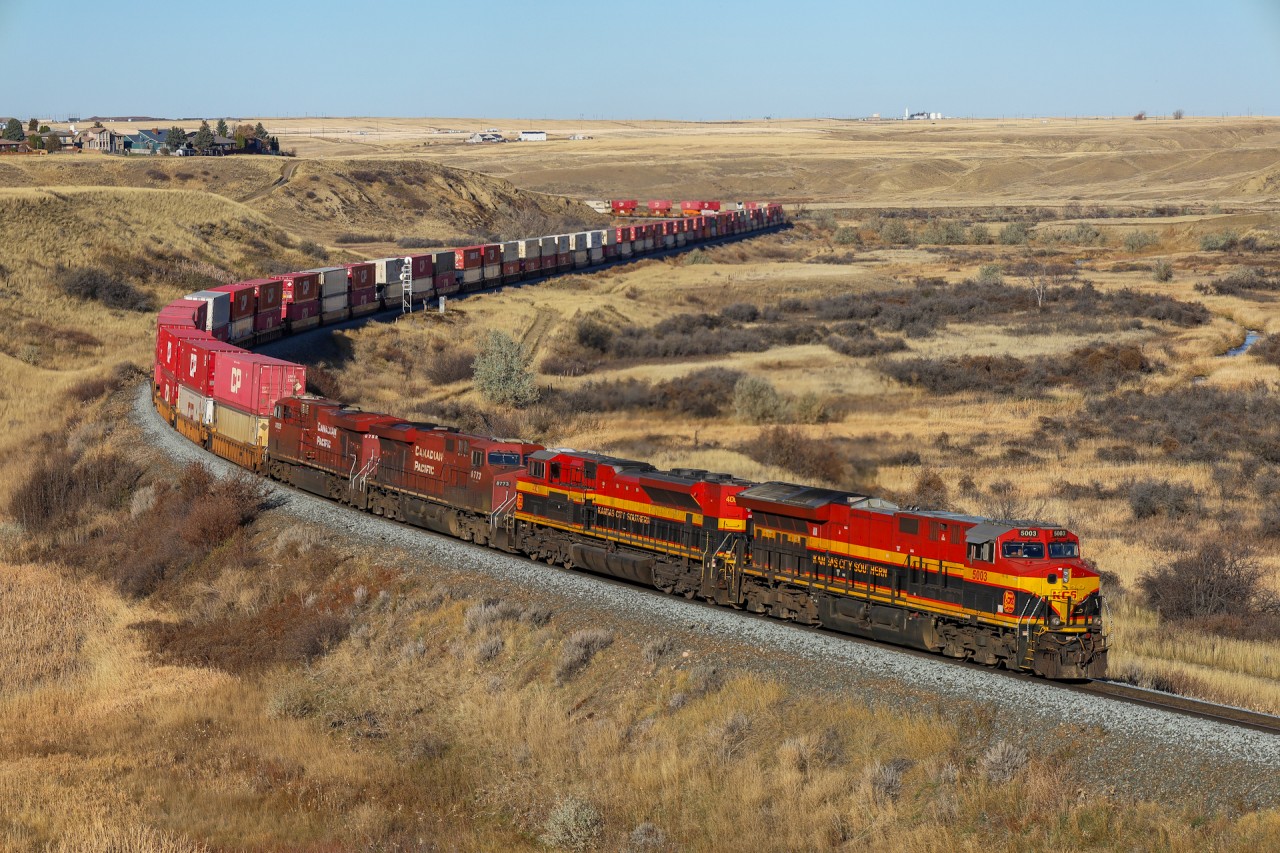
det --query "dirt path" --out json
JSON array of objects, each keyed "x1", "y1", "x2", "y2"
[{"x1": 240, "y1": 160, "x2": 299, "y2": 203}]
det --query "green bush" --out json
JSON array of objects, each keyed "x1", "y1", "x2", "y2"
[
  {"x1": 1200, "y1": 230, "x2": 1239, "y2": 252},
  {"x1": 733, "y1": 376, "x2": 785, "y2": 424},
  {"x1": 1123, "y1": 230, "x2": 1159, "y2": 252},
  {"x1": 976, "y1": 264, "x2": 1003, "y2": 285},
  {"x1": 473, "y1": 331, "x2": 539, "y2": 408},
  {"x1": 967, "y1": 224, "x2": 991, "y2": 245},
  {"x1": 1152, "y1": 259, "x2": 1173, "y2": 282},
  {"x1": 998, "y1": 222, "x2": 1030, "y2": 245},
  {"x1": 878, "y1": 219, "x2": 913, "y2": 245},
  {"x1": 833, "y1": 226, "x2": 861, "y2": 246}
]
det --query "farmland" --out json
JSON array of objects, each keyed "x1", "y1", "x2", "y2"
[{"x1": 1, "y1": 116, "x2": 1280, "y2": 848}]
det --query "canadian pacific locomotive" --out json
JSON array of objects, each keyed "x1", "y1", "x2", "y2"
[{"x1": 150, "y1": 205, "x2": 1107, "y2": 681}]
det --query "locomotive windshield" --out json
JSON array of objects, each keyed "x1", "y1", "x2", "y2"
[
  {"x1": 1049, "y1": 541, "x2": 1079, "y2": 558},
  {"x1": 488, "y1": 451, "x2": 521, "y2": 466},
  {"x1": 1002, "y1": 541, "x2": 1045, "y2": 559}
]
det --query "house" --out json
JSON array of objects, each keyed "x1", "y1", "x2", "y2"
[
  {"x1": 209, "y1": 135, "x2": 236, "y2": 155},
  {"x1": 123, "y1": 128, "x2": 175, "y2": 155},
  {"x1": 518, "y1": 130, "x2": 547, "y2": 142},
  {"x1": 466, "y1": 132, "x2": 505, "y2": 144},
  {"x1": 0, "y1": 139, "x2": 32, "y2": 154},
  {"x1": 76, "y1": 126, "x2": 123, "y2": 153}
]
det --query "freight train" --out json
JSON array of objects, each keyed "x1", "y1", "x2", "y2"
[{"x1": 150, "y1": 204, "x2": 1108, "y2": 681}]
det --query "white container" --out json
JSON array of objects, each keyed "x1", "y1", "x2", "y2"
[
  {"x1": 228, "y1": 316, "x2": 255, "y2": 342},
  {"x1": 539, "y1": 236, "x2": 559, "y2": 257},
  {"x1": 501, "y1": 241, "x2": 521, "y2": 261},
  {"x1": 375, "y1": 257, "x2": 411, "y2": 285},
  {"x1": 569, "y1": 232, "x2": 591, "y2": 250},
  {"x1": 600, "y1": 229, "x2": 616, "y2": 246},
  {"x1": 460, "y1": 267, "x2": 483, "y2": 285},
  {"x1": 518, "y1": 239, "x2": 541, "y2": 259},
  {"x1": 313, "y1": 266, "x2": 349, "y2": 297},
  {"x1": 572, "y1": 250, "x2": 588, "y2": 268},
  {"x1": 618, "y1": 242, "x2": 633, "y2": 257},
  {"x1": 188, "y1": 290, "x2": 231, "y2": 331},
  {"x1": 555, "y1": 235, "x2": 570, "y2": 252},
  {"x1": 177, "y1": 385, "x2": 214, "y2": 425},
  {"x1": 663, "y1": 235, "x2": 676, "y2": 248},
  {"x1": 675, "y1": 233, "x2": 687, "y2": 247},
  {"x1": 214, "y1": 403, "x2": 269, "y2": 447},
  {"x1": 322, "y1": 292, "x2": 349, "y2": 312},
  {"x1": 482, "y1": 264, "x2": 502, "y2": 281},
  {"x1": 589, "y1": 247, "x2": 604, "y2": 263}
]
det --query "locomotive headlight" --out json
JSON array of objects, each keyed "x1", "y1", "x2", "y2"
[
  {"x1": 1049, "y1": 614, "x2": 1062, "y2": 627},
  {"x1": 1092, "y1": 615, "x2": 1102, "y2": 626}
]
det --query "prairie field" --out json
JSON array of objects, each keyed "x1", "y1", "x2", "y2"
[{"x1": 1, "y1": 115, "x2": 1279, "y2": 848}]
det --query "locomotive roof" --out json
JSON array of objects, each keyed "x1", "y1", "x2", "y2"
[
  {"x1": 529, "y1": 448, "x2": 655, "y2": 472},
  {"x1": 738, "y1": 481, "x2": 874, "y2": 509}
]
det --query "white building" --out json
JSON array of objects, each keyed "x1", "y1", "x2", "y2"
[{"x1": 518, "y1": 130, "x2": 547, "y2": 142}]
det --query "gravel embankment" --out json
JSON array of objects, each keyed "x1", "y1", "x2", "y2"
[{"x1": 131, "y1": 382, "x2": 1280, "y2": 808}]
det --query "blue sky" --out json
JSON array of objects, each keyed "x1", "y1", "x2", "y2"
[{"x1": 3, "y1": 0, "x2": 1278, "y2": 120}]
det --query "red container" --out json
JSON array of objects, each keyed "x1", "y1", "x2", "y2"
[
  {"x1": 408, "y1": 254, "x2": 432, "y2": 279},
  {"x1": 243, "y1": 278, "x2": 283, "y2": 313},
  {"x1": 705, "y1": 201, "x2": 721, "y2": 212},
  {"x1": 481, "y1": 244, "x2": 501, "y2": 265},
  {"x1": 345, "y1": 262, "x2": 375, "y2": 291},
  {"x1": 523, "y1": 256, "x2": 542, "y2": 274},
  {"x1": 455, "y1": 247, "x2": 483, "y2": 270},
  {"x1": 157, "y1": 298, "x2": 209, "y2": 332},
  {"x1": 177, "y1": 336, "x2": 242, "y2": 396},
  {"x1": 556, "y1": 252, "x2": 571, "y2": 268},
  {"x1": 501, "y1": 260, "x2": 521, "y2": 278},
  {"x1": 285, "y1": 300, "x2": 320, "y2": 322},
  {"x1": 350, "y1": 287, "x2": 378, "y2": 307},
  {"x1": 211, "y1": 351, "x2": 308, "y2": 417},
  {"x1": 254, "y1": 310, "x2": 283, "y2": 333},
  {"x1": 156, "y1": 326, "x2": 211, "y2": 375},
  {"x1": 611, "y1": 200, "x2": 638, "y2": 213},
  {"x1": 212, "y1": 282, "x2": 259, "y2": 321},
  {"x1": 434, "y1": 271, "x2": 456, "y2": 291},
  {"x1": 647, "y1": 200, "x2": 672, "y2": 213},
  {"x1": 211, "y1": 325, "x2": 231, "y2": 342},
  {"x1": 157, "y1": 366, "x2": 179, "y2": 407},
  {"x1": 274, "y1": 272, "x2": 321, "y2": 303}
]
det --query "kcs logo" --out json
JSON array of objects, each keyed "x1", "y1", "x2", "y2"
[{"x1": 229, "y1": 367, "x2": 243, "y2": 394}]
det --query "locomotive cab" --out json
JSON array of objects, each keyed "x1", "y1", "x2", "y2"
[{"x1": 967, "y1": 522, "x2": 1107, "y2": 679}]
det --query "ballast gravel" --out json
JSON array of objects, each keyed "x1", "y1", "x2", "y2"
[{"x1": 132, "y1": 383, "x2": 1280, "y2": 808}]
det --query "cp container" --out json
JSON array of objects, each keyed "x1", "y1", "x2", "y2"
[
  {"x1": 285, "y1": 300, "x2": 320, "y2": 322},
  {"x1": 481, "y1": 244, "x2": 501, "y2": 265},
  {"x1": 211, "y1": 351, "x2": 307, "y2": 417},
  {"x1": 244, "y1": 278, "x2": 283, "y2": 313},
  {"x1": 454, "y1": 247, "x2": 483, "y2": 270},
  {"x1": 254, "y1": 310, "x2": 282, "y2": 334},
  {"x1": 212, "y1": 282, "x2": 258, "y2": 321},
  {"x1": 158, "y1": 298, "x2": 209, "y2": 331},
  {"x1": 274, "y1": 272, "x2": 321, "y2": 303},
  {"x1": 156, "y1": 326, "x2": 211, "y2": 376},
  {"x1": 350, "y1": 288, "x2": 378, "y2": 308},
  {"x1": 177, "y1": 336, "x2": 241, "y2": 396},
  {"x1": 501, "y1": 241, "x2": 520, "y2": 261},
  {"x1": 228, "y1": 317, "x2": 256, "y2": 342},
  {"x1": 345, "y1": 262, "x2": 375, "y2": 291}
]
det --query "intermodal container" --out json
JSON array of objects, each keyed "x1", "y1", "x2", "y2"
[
  {"x1": 571, "y1": 250, "x2": 588, "y2": 268},
  {"x1": 213, "y1": 402, "x2": 270, "y2": 448},
  {"x1": 569, "y1": 232, "x2": 591, "y2": 251},
  {"x1": 345, "y1": 262, "x2": 375, "y2": 291},
  {"x1": 460, "y1": 267, "x2": 483, "y2": 286},
  {"x1": 518, "y1": 239, "x2": 541, "y2": 260},
  {"x1": 611, "y1": 199, "x2": 638, "y2": 213},
  {"x1": 243, "y1": 278, "x2": 283, "y2": 314},
  {"x1": 285, "y1": 300, "x2": 320, "y2": 323},
  {"x1": 600, "y1": 229, "x2": 617, "y2": 247},
  {"x1": 156, "y1": 326, "x2": 210, "y2": 376},
  {"x1": 275, "y1": 272, "x2": 321, "y2": 303},
  {"x1": 157, "y1": 366, "x2": 179, "y2": 407},
  {"x1": 483, "y1": 263, "x2": 502, "y2": 282},
  {"x1": 647, "y1": 200, "x2": 673, "y2": 214},
  {"x1": 350, "y1": 288, "x2": 378, "y2": 308},
  {"x1": 501, "y1": 241, "x2": 520, "y2": 262},
  {"x1": 588, "y1": 246, "x2": 604, "y2": 263},
  {"x1": 501, "y1": 259, "x2": 521, "y2": 279},
  {"x1": 211, "y1": 351, "x2": 307, "y2": 417},
  {"x1": 538, "y1": 236, "x2": 559, "y2": 262},
  {"x1": 321, "y1": 292, "x2": 350, "y2": 313},
  {"x1": 481, "y1": 244, "x2": 501, "y2": 265},
  {"x1": 188, "y1": 290, "x2": 232, "y2": 331},
  {"x1": 177, "y1": 384, "x2": 214, "y2": 425},
  {"x1": 177, "y1": 336, "x2": 241, "y2": 396},
  {"x1": 455, "y1": 247, "x2": 483, "y2": 270},
  {"x1": 555, "y1": 235, "x2": 570, "y2": 254},
  {"x1": 228, "y1": 317, "x2": 256, "y2": 342},
  {"x1": 314, "y1": 267, "x2": 349, "y2": 298},
  {"x1": 158, "y1": 298, "x2": 209, "y2": 332},
  {"x1": 212, "y1": 282, "x2": 258, "y2": 321},
  {"x1": 254, "y1": 309, "x2": 282, "y2": 334},
  {"x1": 435, "y1": 271, "x2": 458, "y2": 294},
  {"x1": 375, "y1": 257, "x2": 409, "y2": 285}
]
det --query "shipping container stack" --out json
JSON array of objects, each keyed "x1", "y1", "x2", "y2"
[
  {"x1": 276, "y1": 271, "x2": 322, "y2": 333},
  {"x1": 481, "y1": 244, "x2": 502, "y2": 286},
  {"x1": 431, "y1": 251, "x2": 459, "y2": 296},
  {"x1": 587, "y1": 230, "x2": 605, "y2": 264},
  {"x1": 615, "y1": 226, "x2": 633, "y2": 257},
  {"x1": 611, "y1": 199, "x2": 638, "y2": 216},
  {"x1": 599, "y1": 228, "x2": 617, "y2": 260},
  {"x1": 209, "y1": 350, "x2": 308, "y2": 468},
  {"x1": 346, "y1": 262, "x2": 378, "y2": 317},
  {"x1": 518, "y1": 238, "x2": 542, "y2": 279},
  {"x1": 157, "y1": 298, "x2": 208, "y2": 332},
  {"x1": 374, "y1": 257, "x2": 409, "y2": 306},
  {"x1": 212, "y1": 282, "x2": 259, "y2": 344},
  {"x1": 241, "y1": 278, "x2": 284, "y2": 343},
  {"x1": 569, "y1": 232, "x2": 590, "y2": 268},
  {"x1": 500, "y1": 241, "x2": 522, "y2": 284},
  {"x1": 317, "y1": 266, "x2": 351, "y2": 324},
  {"x1": 552, "y1": 235, "x2": 570, "y2": 271},
  {"x1": 454, "y1": 246, "x2": 484, "y2": 291},
  {"x1": 187, "y1": 290, "x2": 232, "y2": 341},
  {"x1": 647, "y1": 200, "x2": 672, "y2": 217}
]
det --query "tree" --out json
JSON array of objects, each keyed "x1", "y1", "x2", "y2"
[
  {"x1": 44, "y1": 133, "x2": 61, "y2": 152},
  {"x1": 1173, "y1": 109, "x2": 1185, "y2": 120},
  {"x1": 1139, "y1": 543, "x2": 1275, "y2": 622},
  {"x1": 1133, "y1": 111, "x2": 1147, "y2": 121},
  {"x1": 254, "y1": 122, "x2": 269, "y2": 140},
  {"x1": 167, "y1": 126, "x2": 188, "y2": 153},
  {"x1": 269, "y1": 135, "x2": 280, "y2": 153},
  {"x1": 472, "y1": 331, "x2": 539, "y2": 408},
  {"x1": 192, "y1": 120, "x2": 215, "y2": 153},
  {"x1": 215, "y1": 118, "x2": 229, "y2": 138},
  {"x1": 3, "y1": 118, "x2": 24, "y2": 141},
  {"x1": 26, "y1": 133, "x2": 41, "y2": 150},
  {"x1": 38, "y1": 124, "x2": 50, "y2": 133},
  {"x1": 27, "y1": 118, "x2": 37, "y2": 132},
  {"x1": 732, "y1": 376, "x2": 784, "y2": 424}
]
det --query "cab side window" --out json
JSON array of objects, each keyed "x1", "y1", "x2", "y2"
[
  {"x1": 472, "y1": 450, "x2": 483, "y2": 468},
  {"x1": 529, "y1": 460, "x2": 546, "y2": 479},
  {"x1": 967, "y1": 542, "x2": 994, "y2": 563}
]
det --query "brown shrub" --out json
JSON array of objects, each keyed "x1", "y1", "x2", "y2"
[{"x1": 1138, "y1": 543, "x2": 1276, "y2": 623}]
